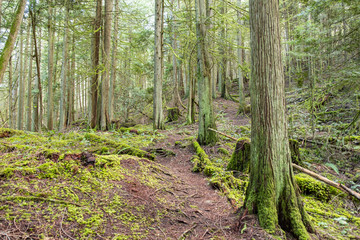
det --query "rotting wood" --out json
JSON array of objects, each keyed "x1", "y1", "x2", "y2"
[{"x1": 208, "y1": 128, "x2": 360, "y2": 200}]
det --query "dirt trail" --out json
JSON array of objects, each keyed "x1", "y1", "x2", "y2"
[{"x1": 150, "y1": 125, "x2": 240, "y2": 239}]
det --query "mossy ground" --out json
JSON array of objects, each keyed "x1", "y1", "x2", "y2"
[{"x1": 0, "y1": 92, "x2": 359, "y2": 239}]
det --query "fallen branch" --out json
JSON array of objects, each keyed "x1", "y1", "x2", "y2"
[
  {"x1": 178, "y1": 223, "x2": 197, "y2": 240},
  {"x1": 298, "y1": 137, "x2": 357, "y2": 153},
  {"x1": 0, "y1": 196, "x2": 82, "y2": 207},
  {"x1": 208, "y1": 128, "x2": 360, "y2": 200},
  {"x1": 292, "y1": 164, "x2": 360, "y2": 200},
  {"x1": 208, "y1": 128, "x2": 237, "y2": 141}
]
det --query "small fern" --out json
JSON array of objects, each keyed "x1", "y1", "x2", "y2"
[{"x1": 325, "y1": 163, "x2": 339, "y2": 175}]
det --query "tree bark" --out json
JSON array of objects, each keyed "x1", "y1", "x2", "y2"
[
  {"x1": 59, "y1": 4, "x2": 69, "y2": 131},
  {"x1": 109, "y1": 0, "x2": 119, "y2": 122},
  {"x1": 196, "y1": 0, "x2": 217, "y2": 145},
  {"x1": 100, "y1": 0, "x2": 113, "y2": 130},
  {"x1": 153, "y1": 0, "x2": 165, "y2": 130},
  {"x1": 47, "y1": 0, "x2": 55, "y2": 130},
  {"x1": 237, "y1": 0, "x2": 245, "y2": 113},
  {"x1": 16, "y1": 29, "x2": 24, "y2": 130},
  {"x1": 245, "y1": 0, "x2": 314, "y2": 238},
  {"x1": 0, "y1": 0, "x2": 26, "y2": 83},
  {"x1": 27, "y1": 30, "x2": 34, "y2": 131},
  {"x1": 30, "y1": 9, "x2": 42, "y2": 132},
  {"x1": 90, "y1": 0, "x2": 101, "y2": 129},
  {"x1": 8, "y1": 57, "x2": 13, "y2": 128}
]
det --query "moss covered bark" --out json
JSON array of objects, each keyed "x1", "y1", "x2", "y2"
[
  {"x1": 246, "y1": 0, "x2": 314, "y2": 238},
  {"x1": 227, "y1": 137, "x2": 250, "y2": 173}
]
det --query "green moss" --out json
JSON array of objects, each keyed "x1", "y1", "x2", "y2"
[
  {"x1": 0, "y1": 167, "x2": 15, "y2": 178},
  {"x1": 295, "y1": 173, "x2": 342, "y2": 201},
  {"x1": 37, "y1": 162, "x2": 60, "y2": 179},
  {"x1": 84, "y1": 133, "x2": 155, "y2": 160},
  {"x1": 227, "y1": 137, "x2": 251, "y2": 173},
  {"x1": 167, "y1": 107, "x2": 180, "y2": 122},
  {"x1": 0, "y1": 128, "x2": 23, "y2": 138},
  {"x1": 217, "y1": 147, "x2": 230, "y2": 155}
]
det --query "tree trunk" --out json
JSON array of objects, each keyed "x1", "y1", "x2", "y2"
[
  {"x1": 245, "y1": 0, "x2": 314, "y2": 238},
  {"x1": 0, "y1": 0, "x2": 26, "y2": 83},
  {"x1": 153, "y1": 0, "x2": 165, "y2": 130},
  {"x1": 30, "y1": 9, "x2": 42, "y2": 132},
  {"x1": 0, "y1": 0, "x2": 2, "y2": 29},
  {"x1": 27, "y1": 31, "x2": 34, "y2": 131},
  {"x1": 90, "y1": 0, "x2": 101, "y2": 129},
  {"x1": 17, "y1": 29, "x2": 24, "y2": 130},
  {"x1": 196, "y1": 0, "x2": 217, "y2": 145},
  {"x1": 8, "y1": 57, "x2": 13, "y2": 128},
  {"x1": 100, "y1": 0, "x2": 113, "y2": 130},
  {"x1": 237, "y1": 0, "x2": 245, "y2": 113},
  {"x1": 109, "y1": 0, "x2": 119, "y2": 122},
  {"x1": 47, "y1": 0, "x2": 55, "y2": 130},
  {"x1": 59, "y1": 4, "x2": 69, "y2": 131}
]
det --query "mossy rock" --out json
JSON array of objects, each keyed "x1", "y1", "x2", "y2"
[
  {"x1": 295, "y1": 173, "x2": 343, "y2": 201},
  {"x1": 227, "y1": 137, "x2": 251, "y2": 173},
  {"x1": 167, "y1": 107, "x2": 180, "y2": 122}
]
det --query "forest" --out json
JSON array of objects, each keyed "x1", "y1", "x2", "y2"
[{"x1": 0, "y1": 0, "x2": 359, "y2": 239}]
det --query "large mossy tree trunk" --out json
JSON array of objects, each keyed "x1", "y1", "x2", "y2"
[
  {"x1": 245, "y1": 0, "x2": 314, "y2": 239},
  {"x1": 47, "y1": 0, "x2": 55, "y2": 130},
  {"x1": 0, "y1": 0, "x2": 26, "y2": 83},
  {"x1": 196, "y1": 0, "x2": 217, "y2": 145},
  {"x1": 153, "y1": 0, "x2": 165, "y2": 130}
]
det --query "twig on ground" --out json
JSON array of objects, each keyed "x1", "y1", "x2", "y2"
[{"x1": 178, "y1": 223, "x2": 197, "y2": 240}]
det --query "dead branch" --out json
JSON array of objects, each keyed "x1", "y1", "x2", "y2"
[{"x1": 292, "y1": 163, "x2": 360, "y2": 200}]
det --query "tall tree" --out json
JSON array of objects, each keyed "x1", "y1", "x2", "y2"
[
  {"x1": 237, "y1": 0, "x2": 245, "y2": 113},
  {"x1": 0, "y1": 0, "x2": 26, "y2": 83},
  {"x1": 196, "y1": 0, "x2": 217, "y2": 145},
  {"x1": 17, "y1": 29, "x2": 24, "y2": 130},
  {"x1": 153, "y1": 0, "x2": 165, "y2": 130},
  {"x1": 245, "y1": 0, "x2": 315, "y2": 238},
  {"x1": 59, "y1": 3, "x2": 69, "y2": 130},
  {"x1": 109, "y1": 0, "x2": 119, "y2": 122},
  {"x1": 100, "y1": 0, "x2": 113, "y2": 130},
  {"x1": 47, "y1": 0, "x2": 55, "y2": 130},
  {"x1": 27, "y1": 28, "x2": 33, "y2": 131},
  {"x1": 90, "y1": 0, "x2": 102, "y2": 128}
]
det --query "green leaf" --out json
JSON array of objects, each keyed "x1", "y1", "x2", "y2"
[{"x1": 325, "y1": 163, "x2": 339, "y2": 175}]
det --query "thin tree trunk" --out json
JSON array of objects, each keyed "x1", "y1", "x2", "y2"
[
  {"x1": 0, "y1": 0, "x2": 26, "y2": 83},
  {"x1": 245, "y1": 0, "x2": 314, "y2": 238},
  {"x1": 47, "y1": 0, "x2": 55, "y2": 130},
  {"x1": 153, "y1": 0, "x2": 165, "y2": 130},
  {"x1": 27, "y1": 33, "x2": 33, "y2": 131},
  {"x1": 90, "y1": 0, "x2": 101, "y2": 128},
  {"x1": 17, "y1": 29, "x2": 24, "y2": 130},
  {"x1": 237, "y1": 0, "x2": 245, "y2": 113},
  {"x1": 196, "y1": 0, "x2": 217, "y2": 145},
  {"x1": 8, "y1": 57, "x2": 13, "y2": 128},
  {"x1": 30, "y1": 9, "x2": 42, "y2": 132},
  {"x1": 109, "y1": 0, "x2": 119, "y2": 122},
  {"x1": 0, "y1": 0, "x2": 2, "y2": 29},
  {"x1": 59, "y1": 4, "x2": 69, "y2": 130}
]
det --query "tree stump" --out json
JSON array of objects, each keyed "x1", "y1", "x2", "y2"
[
  {"x1": 167, "y1": 107, "x2": 180, "y2": 122},
  {"x1": 227, "y1": 137, "x2": 251, "y2": 173},
  {"x1": 289, "y1": 139, "x2": 302, "y2": 165}
]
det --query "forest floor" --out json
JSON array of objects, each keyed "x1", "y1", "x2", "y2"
[{"x1": 0, "y1": 96, "x2": 359, "y2": 239}]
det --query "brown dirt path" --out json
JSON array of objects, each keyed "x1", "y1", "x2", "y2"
[{"x1": 150, "y1": 125, "x2": 241, "y2": 239}]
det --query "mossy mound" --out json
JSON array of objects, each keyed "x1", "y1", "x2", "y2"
[
  {"x1": 295, "y1": 173, "x2": 343, "y2": 201},
  {"x1": 167, "y1": 107, "x2": 180, "y2": 122},
  {"x1": 0, "y1": 128, "x2": 184, "y2": 239}
]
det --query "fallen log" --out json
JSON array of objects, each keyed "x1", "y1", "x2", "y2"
[
  {"x1": 208, "y1": 128, "x2": 360, "y2": 200},
  {"x1": 292, "y1": 164, "x2": 360, "y2": 200}
]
